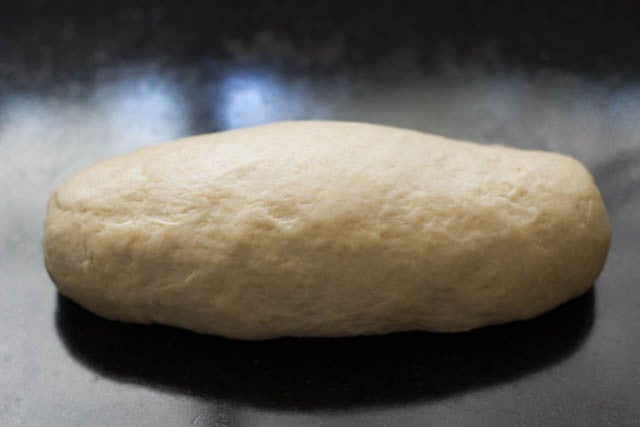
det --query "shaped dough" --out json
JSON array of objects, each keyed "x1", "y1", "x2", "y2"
[{"x1": 44, "y1": 121, "x2": 610, "y2": 339}]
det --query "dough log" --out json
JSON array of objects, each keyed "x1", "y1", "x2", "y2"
[{"x1": 44, "y1": 121, "x2": 610, "y2": 339}]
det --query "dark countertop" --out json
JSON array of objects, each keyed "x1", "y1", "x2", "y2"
[{"x1": 1, "y1": 1, "x2": 639, "y2": 426}]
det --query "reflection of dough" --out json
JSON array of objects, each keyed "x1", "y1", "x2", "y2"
[{"x1": 44, "y1": 121, "x2": 610, "y2": 339}]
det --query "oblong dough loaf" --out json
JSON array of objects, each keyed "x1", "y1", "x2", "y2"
[{"x1": 44, "y1": 121, "x2": 610, "y2": 339}]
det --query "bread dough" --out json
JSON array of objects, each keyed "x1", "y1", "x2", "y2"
[{"x1": 44, "y1": 121, "x2": 610, "y2": 339}]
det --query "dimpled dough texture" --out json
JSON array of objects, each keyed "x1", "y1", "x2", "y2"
[{"x1": 44, "y1": 121, "x2": 610, "y2": 339}]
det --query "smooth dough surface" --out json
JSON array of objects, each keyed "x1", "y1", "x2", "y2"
[{"x1": 44, "y1": 121, "x2": 610, "y2": 339}]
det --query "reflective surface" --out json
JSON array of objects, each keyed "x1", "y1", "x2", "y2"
[{"x1": 2, "y1": 2, "x2": 640, "y2": 426}]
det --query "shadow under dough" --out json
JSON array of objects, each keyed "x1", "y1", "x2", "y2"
[{"x1": 55, "y1": 289, "x2": 595, "y2": 410}]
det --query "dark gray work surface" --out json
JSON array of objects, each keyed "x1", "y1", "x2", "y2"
[{"x1": 1, "y1": 1, "x2": 639, "y2": 426}]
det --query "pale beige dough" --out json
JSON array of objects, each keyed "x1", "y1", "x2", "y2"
[{"x1": 44, "y1": 121, "x2": 610, "y2": 339}]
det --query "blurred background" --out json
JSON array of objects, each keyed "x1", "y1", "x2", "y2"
[{"x1": 1, "y1": 1, "x2": 639, "y2": 426}]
